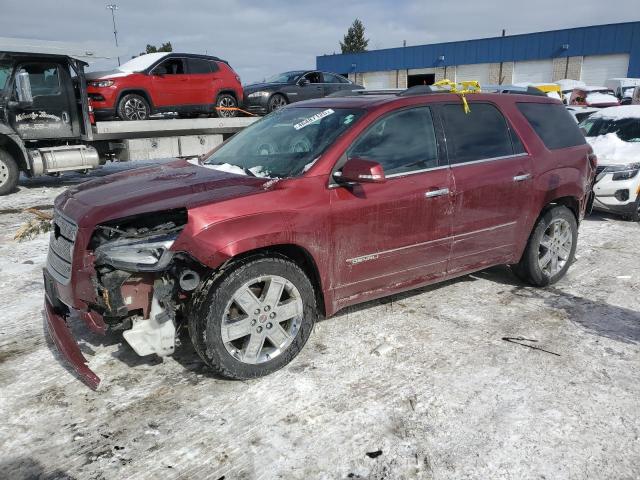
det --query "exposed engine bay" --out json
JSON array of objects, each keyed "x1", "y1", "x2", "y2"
[{"x1": 87, "y1": 209, "x2": 203, "y2": 357}]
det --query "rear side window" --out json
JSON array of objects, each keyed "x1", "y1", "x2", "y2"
[
  {"x1": 187, "y1": 58, "x2": 211, "y2": 74},
  {"x1": 517, "y1": 102, "x2": 586, "y2": 149},
  {"x1": 208, "y1": 60, "x2": 220, "y2": 72},
  {"x1": 441, "y1": 103, "x2": 513, "y2": 164}
]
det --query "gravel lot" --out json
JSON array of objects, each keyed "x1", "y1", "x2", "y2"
[{"x1": 1, "y1": 166, "x2": 639, "y2": 480}]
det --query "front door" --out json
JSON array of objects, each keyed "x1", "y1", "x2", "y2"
[
  {"x1": 9, "y1": 62, "x2": 78, "y2": 140},
  {"x1": 149, "y1": 57, "x2": 188, "y2": 107},
  {"x1": 297, "y1": 72, "x2": 325, "y2": 101},
  {"x1": 330, "y1": 106, "x2": 453, "y2": 305},
  {"x1": 437, "y1": 102, "x2": 533, "y2": 274}
]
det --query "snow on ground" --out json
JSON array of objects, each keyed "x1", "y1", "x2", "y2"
[{"x1": 0, "y1": 168, "x2": 639, "y2": 479}]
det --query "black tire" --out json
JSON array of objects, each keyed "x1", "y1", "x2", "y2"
[
  {"x1": 117, "y1": 93, "x2": 150, "y2": 121},
  {"x1": 214, "y1": 93, "x2": 238, "y2": 118},
  {"x1": 512, "y1": 205, "x2": 578, "y2": 287},
  {"x1": 268, "y1": 94, "x2": 288, "y2": 113},
  {"x1": 187, "y1": 254, "x2": 317, "y2": 379},
  {"x1": 0, "y1": 148, "x2": 19, "y2": 196},
  {"x1": 625, "y1": 195, "x2": 640, "y2": 222}
]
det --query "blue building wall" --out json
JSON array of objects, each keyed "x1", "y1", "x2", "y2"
[{"x1": 317, "y1": 22, "x2": 640, "y2": 77}]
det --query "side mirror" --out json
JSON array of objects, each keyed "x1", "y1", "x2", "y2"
[
  {"x1": 298, "y1": 78, "x2": 310, "y2": 86},
  {"x1": 15, "y1": 71, "x2": 33, "y2": 105},
  {"x1": 336, "y1": 158, "x2": 385, "y2": 184}
]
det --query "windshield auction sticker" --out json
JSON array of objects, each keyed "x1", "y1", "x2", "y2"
[{"x1": 294, "y1": 109, "x2": 334, "y2": 130}]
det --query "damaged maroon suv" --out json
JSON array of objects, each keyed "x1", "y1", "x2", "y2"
[{"x1": 44, "y1": 88, "x2": 595, "y2": 388}]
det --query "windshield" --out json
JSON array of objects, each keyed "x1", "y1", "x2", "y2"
[
  {"x1": 580, "y1": 117, "x2": 640, "y2": 142},
  {"x1": 0, "y1": 62, "x2": 11, "y2": 92},
  {"x1": 205, "y1": 107, "x2": 364, "y2": 177},
  {"x1": 119, "y1": 52, "x2": 169, "y2": 72},
  {"x1": 265, "y1": 71, "x2": 305, "y2": 84}
]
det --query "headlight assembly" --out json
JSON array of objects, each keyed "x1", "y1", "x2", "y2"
[
  {"x1": 95, "y1": 233, "x2": 177, "y2": 271},
  {"x1": 604, "y1": 163, "x2": 640, "y2": 181},
  {"x1": 89, "y1": 80, "x2": 115, "y2": 88},
  {"x1": 248, "y1": 91, "x2": 271, "y2": 98}
]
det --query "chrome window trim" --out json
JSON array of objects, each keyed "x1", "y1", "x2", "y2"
[{"x1": 449, "y1": 153, "x2": 529, "y2": 168}]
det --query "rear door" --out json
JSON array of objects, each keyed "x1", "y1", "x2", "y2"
[
  {"x1": 149, "y1": 57, "x2": 188, "y2": 107},
  {"x1": 9, "y1": 62, "x2": 78, "y2": 140},
  {"x1": 330, "y1": 106, "x2": 453, "y2": 304},
  {"x1": 186, "y1": 57, "x2": 216, "y2": 108},
  {"x1": 438, "y1": 102, "x2": 532, "y2": 274}
]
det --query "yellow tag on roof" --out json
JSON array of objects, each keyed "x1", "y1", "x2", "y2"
[{"x1": 433, "y1": 79, "x2": 481, "y2": 114}]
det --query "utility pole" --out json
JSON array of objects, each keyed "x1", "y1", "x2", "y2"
[{"x1": 106, "y1": 4, "x2": 120, "y2": 66}]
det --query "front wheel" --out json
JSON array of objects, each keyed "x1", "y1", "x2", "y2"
[
  {"x1": 188, "y1": 255, "x2": 317, "y2": 379},
  {"x1": 117, "y1": 93, "x2": 150, "y2": 121},
  {"x1": 512, "y1": 206, "x2": 578, "y2": 287},
  {"x1": 268, "y1": 94, "x2": 287, "y2": 113},
  {"x1": 0, "y1": 149, "x2": 19, "y2": 196}
]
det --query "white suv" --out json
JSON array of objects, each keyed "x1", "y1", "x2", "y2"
[{"x1": 580, "y1": 106, "x2": 640, "y2": 221}]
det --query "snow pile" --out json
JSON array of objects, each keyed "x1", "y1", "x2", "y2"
[
  {"x1": 592, "y1": 105, "x2": 640, "y2": 121},
  {"x1": 187, "y1": 159, "x2": 272, "y2": 178},
  {"x1": 587, "y1": 133, "x2": 640, "y2": 165},
  {"x1": 586, "y1": 92, "x2": 618, "y2": 105}
]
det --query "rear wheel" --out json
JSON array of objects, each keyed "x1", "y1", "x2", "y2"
[
  {"x1": 0, "y1": 149, "x2": 19, "y2": 196},
  {"x1": 513, "y1": 206, "x2": 578, "y2": 287},
  {"x1": 268, "y1": 94, "x2": 287, "y2": 113},
  {"x1": 624, "y1": 195, "x2": 640, "y2": 222},
  {"x1": 214, "y1": 94, "x2": 238, "y2": 118},
  {"x1": 117, "y1": 93, "x2": 150, "y2": 121},
  {"x1": 188, "y1": 254, "x2": 317, "y2": 379}
]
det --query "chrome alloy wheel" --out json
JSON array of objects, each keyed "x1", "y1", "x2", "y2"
[
  {"x1": 270, "y1": 95, "x2": 287, "y2": 111},
  {"x1": 217, "y1": 96, "x2": 236, "y2": 118},
  {"x1": 538, "y1": 218, "x2": 573, "y2": 276},
  {"x1": 123, "y1": 97, "x2": 148, "y2": 120},
  {"x1": 0, "y1": 157, "x2": 9, "y2": 188},
  {"x1": 222, "y1": 275, "x2": 304, "y2": 364}
]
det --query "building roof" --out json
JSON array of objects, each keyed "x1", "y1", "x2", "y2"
[{"x1": 317, "y1": 21, "x2": 640, "y2": 78}]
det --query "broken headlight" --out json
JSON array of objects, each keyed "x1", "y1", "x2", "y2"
[{"x1": 95, "y1": 233, "x2": 178, "y2": 271}]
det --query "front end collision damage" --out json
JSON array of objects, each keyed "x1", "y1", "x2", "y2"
[{"x1": 46, "y1": 208, "x2": 207, "y2": 389}]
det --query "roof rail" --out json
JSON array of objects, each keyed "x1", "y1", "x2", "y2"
[
  {"x1": 397, "y1": 85, "x2": 451, "y2": 96},
  {"x1": 480, "y1": 84, "x2": 547, "y2": 96},
  {"x1": 327, "y1": 88, "x2": 402, "y2": 97}
]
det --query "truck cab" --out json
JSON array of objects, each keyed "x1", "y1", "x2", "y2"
[{"x1": 0, "y1": 44, "x2": 101, "y2": 195}]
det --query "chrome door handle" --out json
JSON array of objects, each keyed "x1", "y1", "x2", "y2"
[
  {"x1": 425, "y1": 188, "x2": 449, "y2": 198},
  {"x1": 513, "y1": 173, "x2": 531, "y2": 182}
]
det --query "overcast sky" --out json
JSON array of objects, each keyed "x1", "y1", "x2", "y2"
[{"x1": 1, "y1": 0, "x2": 637, "y2": 83}]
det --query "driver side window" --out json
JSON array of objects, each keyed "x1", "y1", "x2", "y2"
[
  {"x1": 347, "y1": 107, "x2": 439, "y2": 176},
  {"x1": 154, "y1": 58, "x2": 185, "y2": 75}
]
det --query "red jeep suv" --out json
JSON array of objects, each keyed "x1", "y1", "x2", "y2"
[
  {"x1": 44, "y1": 88, "x2": 595, "y2": 388},
  {"x1": 86, "y1": 52, "x2": 243, "y2": 120}
]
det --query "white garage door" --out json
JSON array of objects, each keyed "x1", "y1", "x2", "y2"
[
  {"x1": 581, "y1": 54, "x2": 629, "y2": 86},
  {"x1": 513, "y1": 59, "x2": 554, "y2": 84},
  {"x1": 363, "y1": 71, "x2": 394, "y2": 89},
  {"x1": 455, "y1": 63, "x2": 490, "y2": 84}
]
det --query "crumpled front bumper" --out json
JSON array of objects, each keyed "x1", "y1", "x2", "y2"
[{"x1": 44, "y1": 299, "x2": 101, "y2": 390}]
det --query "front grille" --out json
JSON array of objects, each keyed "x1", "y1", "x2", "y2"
[{"x1": 46, "y1": 210, "x2": 78, "y2": 285}]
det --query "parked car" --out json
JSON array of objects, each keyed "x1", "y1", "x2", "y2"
[
  {"x1": 44, "y1": 90, "x2": 594, "y2": 388},
  {"x1": 86, "y1": 52, "x2": 243, "y2": 120},
  {"x1": 556, "y1": 79, "x2": 586, "y2": 104},
  {"x1": 569, "y1": 86, "x2": 619, "y2": 108},
  {"x1": 580, "y1": 105, "x2": 640, "y2": 221},
  {"x1": 604, "y1": 78, "x2": 640, "y2": 105},
  {"x1": 566, "y1": 105, "x2": 599, "y2": 123},
  {"x1": 242, "y1": 70, "x2": 363, "y2": 115},
  {"x1": 633, "y1": 86, "x2": 640, "y2": 105}
]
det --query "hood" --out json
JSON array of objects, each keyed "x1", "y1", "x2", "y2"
[
  {"x1": 56, "y1": 160, "x2": 272, "y2": 227},
  {"x1": 85, "y1": 70, "x2": 132, "y2": 81},
  {"x1": 243, "y1": 82, "x2": 288, "y2": 93},
  {"x1": 587, "y1": 133, "x2": 640, "y2": 166}
]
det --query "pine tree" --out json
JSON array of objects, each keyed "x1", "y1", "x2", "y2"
[{"x1": 340, "y1": 19, "x2": 369, "y2": 54}]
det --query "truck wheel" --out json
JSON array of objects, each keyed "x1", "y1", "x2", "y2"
[
  {"x1": 188, "y1": 254, "x2": 317, "y2": 379},
  {"x1": 214, "y1": 94, "x2": 238, "y2": 118},
  {"x1": 268, "y1": 94, "x2": 287, "y2": 113},
  {"x1": 512, "y1": 206, "x2": 578, "y2": 287},
  {"x1": 0, "y1": 149, "x2": 19, "y2": 196},
  {"x1": 117, "y1": 93, "x2": 150, "y2": 121}
]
